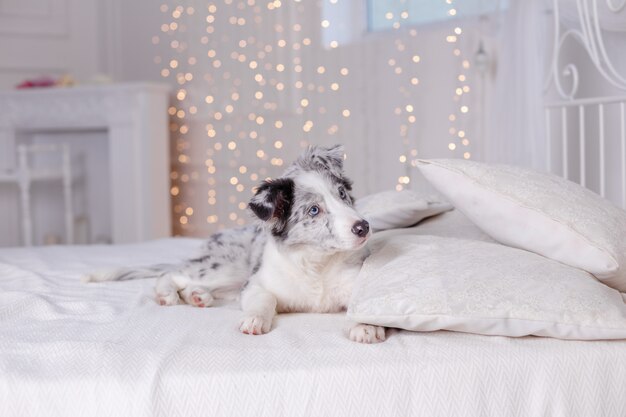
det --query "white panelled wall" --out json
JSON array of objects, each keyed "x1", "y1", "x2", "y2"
[{"x1": 0, "y1": 0, "x2": 101, "y2": 87}]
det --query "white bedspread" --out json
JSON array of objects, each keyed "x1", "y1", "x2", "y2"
[{"x1": 1, "y1": 226, "x2": 626, "y2": 417}]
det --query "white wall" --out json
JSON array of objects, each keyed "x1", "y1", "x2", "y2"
[
  {"x1": 99, "y1": 0, "x2": 165, "y2": 84},
  {"x1": 0, "y1": 0, "x2": 102, "y2": 88}
]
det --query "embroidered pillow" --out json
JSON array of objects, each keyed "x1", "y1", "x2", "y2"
[
  {"x1": 348, "y1": 235, "x2": 626, "y2": 340},
  {"x1": 417, "y1": 159, "x2": 626, "y2": 292},
  {"x1": 354, "y1": 190, "x2": 452, "y2": 232}
]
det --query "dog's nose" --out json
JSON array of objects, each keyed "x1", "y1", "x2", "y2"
[{"x1": 351, "y1": 220, "x2": 370, "y2": 238}]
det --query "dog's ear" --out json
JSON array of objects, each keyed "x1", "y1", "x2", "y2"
[
  {"x1": 301, "y1": 144, "x2": 353, "y2": 192},
  {"x1": 249, "y1": 178, "x2": 294, "y2": 236},
  {"x1": 301, "y1": 144, "x2": 345, "y2": 174}
]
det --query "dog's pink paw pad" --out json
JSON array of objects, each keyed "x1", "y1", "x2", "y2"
[
  {"x1": 155, "y1": 292, "x2": 179, "y2": 306},
  {"x1": 188, "y1": 289, "x2": 213, "y2": 308}
]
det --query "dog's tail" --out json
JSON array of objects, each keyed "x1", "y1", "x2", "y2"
[{"x1": 80, "y1": 264, "x2": 178, "y2": 283}]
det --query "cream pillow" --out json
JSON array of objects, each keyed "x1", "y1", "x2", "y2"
[
  {"x1": 354, "y1": 190, "x2": 452, "y2": 232},
  {"x1": 348, "y1": 235, "x2": 626, "y2": 340},
  {"x1": 418, "y1": 159, "x2": 626, "y2": 292}
]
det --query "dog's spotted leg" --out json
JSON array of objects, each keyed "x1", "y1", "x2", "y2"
[
  {"x1": 239, "y1": 283, "x2": 277, "y2": 335},
  {"x1": 349, "y1": 324, "x2": 386, "y2": 344},
  {"x1": 179, "y1": 286, "x2": 214, "y2": 308}
]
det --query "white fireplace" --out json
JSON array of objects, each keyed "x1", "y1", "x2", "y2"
[{"x1": 0, "y1": 83, "x2": 172, "y2": 246}]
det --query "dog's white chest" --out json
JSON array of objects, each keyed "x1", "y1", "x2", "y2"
[
  {"x1": 284, "y1": 269, "x2": 355, "y2": 313},
  {"x1": 256, "y1": 242, "x2": 362, "y2": 313}
]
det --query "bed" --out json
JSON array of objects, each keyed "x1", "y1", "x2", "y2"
[
  {"x1": 3, "y1": 2, "x2": 626, "y2": 417},
  {"x1": 1, "y1": 210, "x2": 626, "y2": 417}
]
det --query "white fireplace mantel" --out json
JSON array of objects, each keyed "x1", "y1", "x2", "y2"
[{"x1": 0, "y1": 83, "x2": 172, "y2": 244}]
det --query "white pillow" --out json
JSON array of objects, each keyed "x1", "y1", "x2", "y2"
[
  {"x1": 348, "y1": 235, "x2": 626, "y2": 340},
  {"x1": 354, "y1": 190, "x2": 452, "y2": 232},
  {"x1": 418, "y1": 159, "x2": 626, "y2": 292}
]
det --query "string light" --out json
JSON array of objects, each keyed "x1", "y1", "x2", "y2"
[
  {"x1": 445, "y1": 1, "x2": 472, "y2": 160},
  {"x1": 159, "y1": 0, "x2": 469, "y2": 235},
  {"x1": 378, "y1": 8, "x2": 424, "y2": 191}
]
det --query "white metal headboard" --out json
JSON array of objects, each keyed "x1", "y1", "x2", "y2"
[{"x1": 544, "y1": 0, "x2": 626, "y2": 208}]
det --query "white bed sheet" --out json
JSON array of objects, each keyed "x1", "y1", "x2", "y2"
[{"x1": 1, "y1": 216, "x2": 626, "y2": 417}]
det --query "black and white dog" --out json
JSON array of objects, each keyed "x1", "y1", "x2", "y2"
[{"x1": 84, "y1": 145, "x2": 385, "y2": 343}]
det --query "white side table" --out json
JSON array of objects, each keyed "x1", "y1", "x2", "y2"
[{"x1": 0, "y1": 83, "x2": 172, "y2": 244}]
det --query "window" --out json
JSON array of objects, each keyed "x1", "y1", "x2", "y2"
[{"x1": 367, "y1": 0, "x2": 508, "y2": 32}]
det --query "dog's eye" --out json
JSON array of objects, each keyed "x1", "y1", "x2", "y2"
[
  {"x1": 338, "y1": 187, "x2": 346, "y2": 199},
  {"x1": 308, "y1": 206, "x2": 320, "y2": 217}
]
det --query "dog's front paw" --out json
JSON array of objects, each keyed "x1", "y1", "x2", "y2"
[
  {"x1": 181, "y1": 287, "x2": 214, "y2": 308},
  {"x1": 155, "y1": 291, "x2": 180, "y2": 306},
  {"x1": 349, "y1": 324, "x2": 386, "y2": 343},
  {"x1": 239, "y1": 315, "x2": 272, "y2": 335},
  {"x1": 190, "y1": 289, "x2": 213, "y2": 308}
]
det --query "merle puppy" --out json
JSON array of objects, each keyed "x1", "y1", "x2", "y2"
[{"x1": 84, "y1": 145, "x2": 385, "y2": 343}]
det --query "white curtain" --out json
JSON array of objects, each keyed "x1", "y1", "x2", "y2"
[{"x1": 483, "y1": 0, "x2": 550, "y2": 169}]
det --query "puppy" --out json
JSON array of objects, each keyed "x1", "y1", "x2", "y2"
[{"x1": 84, "y1": 145, "x2": 385, "y2": 343}]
